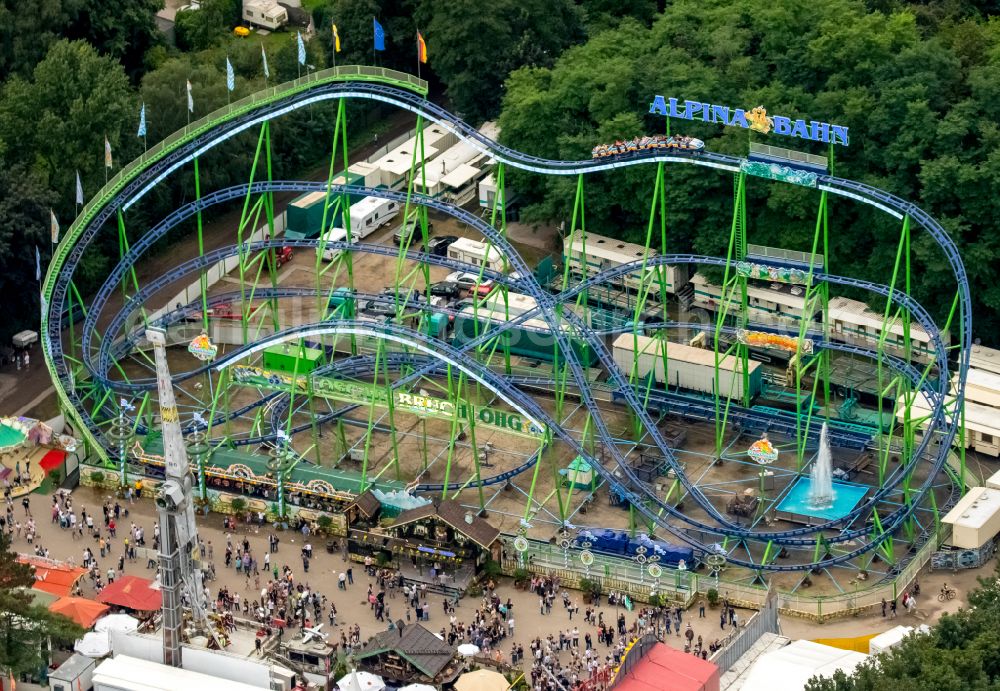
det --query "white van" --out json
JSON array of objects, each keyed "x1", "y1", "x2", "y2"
[
  {"x1": 317, "y1": 227, "x2": 361, "y2": 262},
  {"x1": 349, "y1": 197, "x2": 400, "y2": 239},
  {"x1": 447, "y1": 237, "x2": 505, "y2": 272}
]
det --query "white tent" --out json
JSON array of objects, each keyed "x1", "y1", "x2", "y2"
[
  {"x1": 74, "y1": 631, "x2": 111, "y2": 658},
  {"x1": 741, "y1": 640, "x2": 868, "y2": 691},
  {"x1": 336, "y1": 670, "x2": 385, "y2": 691},
  {"x1": 94, "y1": 613, "x2": 139, "y2": 634}
]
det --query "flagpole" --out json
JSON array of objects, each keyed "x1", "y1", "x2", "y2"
[
  {"x1": 186, "y1": 81, "x2": 191, "y2": 127},
  {"x1": 104, "y1": 136, "x2": 109, "y2": 187},
  {"x1": 416, "y1": 30, "x2": 420, "y2": 81}
]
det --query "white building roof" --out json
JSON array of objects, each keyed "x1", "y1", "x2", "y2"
[
  {"x1": 897, "y1": 392, "x2": 1000, "y2": 437},
  {"x1": 740, "y1": 640, "x2": 867, "y2": 691},
  {"x1": 565, "y1": 231, "x2": 656, "y2": 265},
  {"x1": 942, "y1": 486, "x2": 1000, "y2": 530},
  {"x1": 828, "y1": 296, "x2": 933, "y2": 342},
  {"x1": 970, "y1": 344, "x2": 1000, "y2": 375},
  {"x1": 613, "y1": 333, "x2": 761, "y2": 375},
  {"x1": 93, "y1": 655, "x2": 264, "y2": 691}
]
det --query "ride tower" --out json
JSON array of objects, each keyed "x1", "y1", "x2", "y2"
[{"x1": 147, "y1": 326, "x2": 211, "y2": 665}]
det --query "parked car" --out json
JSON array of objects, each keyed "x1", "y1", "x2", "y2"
[
  {"x1": 430, "y1": 281, "x2": 463, "y2": 298},
  {"x1": 445, "y1": 271, "x2": 494, "y2": 290},
  {"x1": 393, "y1": 218, "x2": 435, "y2": 246},
  {"x1": 427, "y1": 235, "x2": 457, "y2": 257}
]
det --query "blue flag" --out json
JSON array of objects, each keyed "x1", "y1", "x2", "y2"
[
  {"x1": 374, "y1": 18, "x2": 386, "y2": 51},
  {"x1": 136, "y1": 103, "x2": 146, "y2": 138},
  {"x1": 226, "y1": 57, "x2": 235, "y2": 92},
  {"x1": 35, "y1": 246, "x2": 41, "y2": 282},
  {"x1": 297, "y1": 31, "x2": 306, "y2": 65}
]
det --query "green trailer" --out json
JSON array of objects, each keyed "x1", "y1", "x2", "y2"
[
  {"x1": 285, "y1": 175, "x2": 364, "y2": 239},
  {"x1": 262, "y1": 344, "x2": 326, "y2": 374},
  {"x1": 453, "y1": 307, "x2": 598, "y2": 366}
]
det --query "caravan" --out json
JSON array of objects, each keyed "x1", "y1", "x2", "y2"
[
  {"x1": 446, "y1": 237, "x2": 505, "y2": 272},
  {"x1": 349, "y1": 197, "x2": 400, "y2": 238}
]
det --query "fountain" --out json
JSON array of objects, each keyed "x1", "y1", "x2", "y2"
[
  {"x1": 808, "y1": 423, "x2": 835, "y2": 509},
  {"x1": 775, "y1": 422, "x2": 870, "y2": 523}
]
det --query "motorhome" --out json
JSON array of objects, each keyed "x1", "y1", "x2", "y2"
[{"x1": 348, "y1": 197, "x2": 400, "y2": 238}]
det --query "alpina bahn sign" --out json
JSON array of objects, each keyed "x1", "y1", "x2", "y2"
[{"x1": 649, "y1": 97, "x2": 850, "y2": 147}]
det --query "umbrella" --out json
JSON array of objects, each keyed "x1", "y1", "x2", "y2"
[
  {"x1": 336, "y1": 670, "x2": 385, "y2": 691},
  {"x1": 457, "y1": 643, "x2": 481, "y2": 656},
  {"x1": 399, "y1": 685, "x2": 437, "y2": 691},
  {"x1": 455, "y1": 669, "x2": 510, "y2": 691},
  {"x1": 94, "y1": 613, "x2": 139, "y2": 634},
  {"x1": 74, "y1": 631, "x2": 111, "y2": 658}
]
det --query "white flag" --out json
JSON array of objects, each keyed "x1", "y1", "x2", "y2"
[
  {"x1": 186, "y1": 80, "x2": 194, "y2": 113},
  {"x1": 261, "y1": 44, "x2": 270, "y2": 79},
  {"x1": 50, "y1": 210, "x2": 59, "y2": 245},
  {"x1": 75, "y1": 171, "x2": 83, "y2": 206}
]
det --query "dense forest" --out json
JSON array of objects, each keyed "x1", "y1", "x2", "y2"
[{"x1": 1, "y1": 0, "x2": 999, "y2": 345}]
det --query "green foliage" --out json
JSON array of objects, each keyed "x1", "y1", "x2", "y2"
[
  {"x1": 482, "y1": 559, "x2": 503, "y2": 579},
  {"x1": 0, "y1": 163, "x2": 55, "y2": 341},
  {"x1": 0, "y1": 40, "x2": 134, "y2": 204},
  {"x1": 806, "y1": 564, "x2": 1000, "y2": 690},
  {"x1": 0, "y1": 533, "x2": 84, "y2": 676},
  {"x1": 175, "y1": 0, "x2": 242, "y2": 52},
  {"x1": 706, "y1": 588, "x2": 720, "y2": 607},
  {"x1": 498, "y1": 0, "x2": 1000, "y2": 341},
  {"x1": 648, "y1": 592, "x2": 662, "y2": 607},
  {"x1": 580, "y1": 577, "x2": 601, "y2": 596},
  {"x1": 512, "y1": 567, "x2": 530, "y2": 584},
  {"x1": 63, "y1": 0, "x2": 164, "y2": 79},
  {"x1": 316, "y1": 514, "x2": 334, "y2": 533},
  {"x1": 423, "y1": 0, "x2": 584, "y2": 123},
  {"x1": 230, "y1": 497, "x2": 247, "y2": 514}
]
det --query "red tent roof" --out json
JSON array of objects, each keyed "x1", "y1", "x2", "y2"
[
  {"x1": 39, "y1": 449, "x2": 66, "y2": 472},
  {"x1": 49, "y1": 596, "x2": 110, "y2": 628},
  {"x1": 614, "y1": 643, "x2": 720, "y2": 691},
  {"x1": 97, "y1": 575, "x2": 161, "y2": 612},
  {"x1": 19, "y1": 556, "x2": 86, "y2": 597}
]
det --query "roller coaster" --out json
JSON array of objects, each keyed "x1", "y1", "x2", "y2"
[{"x1": 40, "y1": 66, "x2": 971, "y2": 583}]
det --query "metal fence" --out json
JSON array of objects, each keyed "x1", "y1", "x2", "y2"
[
  {"x1": 608, "y1": 633, "x2": 660, "y2": 688},
  {"x1": 710, "y1": 588, "x2": 781, "y2": 672},
  {"x1": 501, "y1": 530, "x2": 943, "y2": 621}
]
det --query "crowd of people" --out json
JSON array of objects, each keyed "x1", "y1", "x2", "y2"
[{"x1": 4, "y1": 485, "x2": 752, "y2": 691}]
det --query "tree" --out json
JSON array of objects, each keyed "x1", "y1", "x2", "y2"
[
  {"x1": 0, "y1": 163, "x2": 55, "y2": 341},
  {"x1": 0, "y1": 533, "x2": 84, "y2": 678},
  {"x1": 497, "y1": 0, "x2": 1000, "y2": 342},
  {"x1": 0, "y1": 0, "x2": 83, "y2": 80},
  {"x1": 64, "y1": 0, "x2": 165, "y2": 80},
  {"x1": 424, "y1": 0, "x2": 584, "y2": 123},
  {"x1": 0, "y1": 40, "x2": 136, "y2": 205},
  {"x1": 807, "y1": 567, "x2": 1000, "y2": 690},
  {"x1": 175, "y1": 0, "x2": 241, "y2": 51}
]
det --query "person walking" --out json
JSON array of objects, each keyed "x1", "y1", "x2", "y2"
[{"x1": 881, "y1": 598, "x2": 887, "y2": 617}]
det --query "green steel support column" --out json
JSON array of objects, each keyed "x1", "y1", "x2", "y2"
[
  {"x1": 713, "y1": 173, "x2": 747, "y2": 459},
  {"x1": 358, "y1": 340, "x2": 384, "y2": 494},
  {"x1": 335, "y1": 418, "x2": 348, "y2": 465},
  {"x1": 489, "y1": 163, "x2": 512, "y2": 375},
  {"x1": 461, "y1": 378, "x2": 487, "y2": 514},
  {"x1": 629, "y1": 163, "x2": 667, "y2": 441},
  {"x1": 262, "y1": 121, "x2": 280, "y2": 333},
  {"x1": 193, "y1": 157, "x2": 209, "y2": 333},
  {"x1": 379, "y1": 341, "x2": 401, "y2": 480},
  {"x1": 237, "y1": 124, "x2": 270, "y2": 345},
  {"x1": 440, "y1": 368, "x2": 466, "y2": 501},
  {"x1": 793, "y1": 191, "x2": 829, "y2": 466}
]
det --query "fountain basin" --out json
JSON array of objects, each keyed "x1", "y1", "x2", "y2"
[{"x1": 776, "y1": 477, "x2": 869, "y2": 522}]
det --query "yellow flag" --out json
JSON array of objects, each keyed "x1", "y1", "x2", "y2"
[{"x1": 332, "y1": 24, "x2": 341, "y2": 52}]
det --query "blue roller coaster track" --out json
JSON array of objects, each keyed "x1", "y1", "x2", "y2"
[{"x1": 41, "y1": 73, "x2": 970, "y2": 572}]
